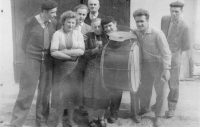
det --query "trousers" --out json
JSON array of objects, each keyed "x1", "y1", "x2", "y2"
[
  {"x1": 10, "y1": 56, "x2": 53, "y2": 127},
  {"x1": 168, "y1": 66, "x2": 180, "y2": 110},
  {"x1": 138, "y1": 60, "x2": 167, "y2": 116}
]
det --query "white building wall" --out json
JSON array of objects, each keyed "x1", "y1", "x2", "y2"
[{"x1": 0, "y1": 0, "x2": 14, "y2": 85}]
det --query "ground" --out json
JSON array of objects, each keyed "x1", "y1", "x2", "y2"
[{"x1": 0, "y1": 78, "x2": 200, "y2": 127}]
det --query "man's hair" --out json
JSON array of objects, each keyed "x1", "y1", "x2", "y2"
[
  {"x1": 133, "y1": 8, "x2": 150, "y2": 20},
  {"x1": 91, "y1": 18, "x2": 101, "y2": 26},
  {"x1": 41, "y1": 0, "x2": 58, "y2": 11},
  {"x1": 60, "y1": 10, "x2": 77, "y2": 25},
  {"x1": 88, "y1": 0, "x2": 100, "y2": 5},
  {"x1": 101, "y1": 16, "x2": 116, "y2": 26},
  {"x1": 74, "y1": 4, "x2": 89, "y2": 13}
]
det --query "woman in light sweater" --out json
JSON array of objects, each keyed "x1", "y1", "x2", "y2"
[{"x1": 51, "y1": 10, "x2": 84, "y2": 127}]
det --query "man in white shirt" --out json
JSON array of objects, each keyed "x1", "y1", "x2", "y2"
[{"x1": 74, "y1": 4, "x2": 92, "y2": 35}]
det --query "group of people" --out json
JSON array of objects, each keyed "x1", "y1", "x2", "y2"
[{"x1": 9, "y1": 0, "x2": 190, "y2": 127}]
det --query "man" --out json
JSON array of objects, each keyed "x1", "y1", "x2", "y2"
[
  {"x1": 133, "y1": 9, "x2": 171, "y2": 126},
  {"x1": 74, "y1": 4, "x2": 92, "y2": 35},
  {"x1": 161, "y1": 1, "x2": 190, "y2": 118},
  {"x1": 84, "y1": 0, "x2": 105, "y2": 25},
  {"x1": 10, "y1": 1, "x2": 58, "y2": 127},
  {"x1": 101, "y1": 16, "x2": 141, "y2": 123}
]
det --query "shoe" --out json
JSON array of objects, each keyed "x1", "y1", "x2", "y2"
[
  {"x1": 139, "y1": 109, "x2": 150, "y2": 116},
  {"x1": 155, "y1": 117, "x2": 162, "y2": 127},
  {"x1": 132, "y1": 115, "x2": 141, "y2": 123},
  {"x1": 107, "y1": 117, "x2": 116, "y2": 124},
  {"x1": 107, "y1": 111, "x2": 118, "y2": 123},
  {"x1": 89, "y1": 121, "x2": 98, "y2": 127},
  {"x1": 98, "y1": 118, "x2": 107, "y2": 127},
  {"x1": 165, "y1": 110, "x2": 175, "y2": 118}
]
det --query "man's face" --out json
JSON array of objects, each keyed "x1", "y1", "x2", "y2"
[
  {"x1": 77, "y1": 8, "x2": 88, "y2": 23},
  {"x1": 134, "y1": 15, "x2": 149, "y2": 33},
  {"x1": 103, "y1": 22, "x2": 117, "y2": 33},
  {"x1": 46, "y1": 7, "x2": 57, "y2": 20},
  {"x1": 170, "y1": 7, "x2": 182, "y2": 21},
  {"x1": 91, "y1": 20, "x2": 102, "y2": 35},
  {"x1": 88, "y1": 0, "x2": 100, "y2": 13}
]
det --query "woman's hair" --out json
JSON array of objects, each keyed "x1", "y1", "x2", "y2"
[
  {"x1": 91, "y1": 18, "x2": 102, "y2": 26},
  {"x1": 60, "y1": 10, "x2": 77, "y2": 25}
]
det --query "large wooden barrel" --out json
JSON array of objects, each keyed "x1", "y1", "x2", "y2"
[{"x1": 100, "y1": 34, "x2": 141, "y2": 92}]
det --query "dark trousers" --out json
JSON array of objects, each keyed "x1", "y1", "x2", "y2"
[
  {"x1": 138, "y1": 60, "x2": 166, "y2": 116},
  {"x1": 130, "y1": 92, "x2": 140, "y2": 116},
  {"x1": 109, "y1": 89, "x2": 123, "y2": 116},
  {"x1": 168, "y1": 66, "x2": 180, "y2": 111},
  {"x1": 10, "y1": 57, "x2": 53, "y2": 127}
]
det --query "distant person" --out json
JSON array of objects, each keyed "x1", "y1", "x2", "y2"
[
  {"x1": 133, "y1": 9, "x2": 171, "y2": 126},
  {"x1": 101, "y1": 16, "x2": 141, "y2": 123},
  {"x1": 84, "y1": 0, "x2": 105, "y2": 25},
  {"x1": 161, "y1": 1, "x2": 190, "y2": 118},
  {"x1": 10, "y1": 1, "x2": 58, "y2": 127},
  {"x1": 51, "y1": 11, "x2": 85, "y2": 127}
]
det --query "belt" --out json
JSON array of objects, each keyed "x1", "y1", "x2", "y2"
[{"x1": 42, "y1": 50, "x2": 50, "y2": 60}]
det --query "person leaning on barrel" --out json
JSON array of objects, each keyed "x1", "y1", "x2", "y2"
[
  {"x1": 101, "y1": 16, "x2": 141, "y2": 123},
  {"x1": 133, "y1": 9, "x2": 171, "y2": 126}
]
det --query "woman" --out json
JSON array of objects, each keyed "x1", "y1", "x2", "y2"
[
  {"x1": 51, "y1": 11, "x2": 84, "y2": 127},
  {"x1": 83, "y1": 18, "x2": 110, "y2": 127}
]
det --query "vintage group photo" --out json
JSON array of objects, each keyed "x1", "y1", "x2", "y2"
[{"x1": 0, "y1": 0, "x2": 200, "y2": 127}]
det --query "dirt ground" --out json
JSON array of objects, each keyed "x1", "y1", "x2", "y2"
[{"x1": 0, "y1": 78, "x2": 200, "y2": 127}]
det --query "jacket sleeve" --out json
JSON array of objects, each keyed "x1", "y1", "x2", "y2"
[
  {"x1": 157, "y1": 31, "x2": 172, "y2": 69},
  {"x1": 21, "y1": 19, "x2": 31, "y2": 53},
  {"x1": 181, "y1": 26, "x2": 190, "y2": 51}
]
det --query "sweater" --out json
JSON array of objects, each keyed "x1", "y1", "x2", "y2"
[{"x1": 21, "y1": 16, "x2": 57, "y2": 60}]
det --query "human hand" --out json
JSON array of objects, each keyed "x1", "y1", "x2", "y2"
[
  {"x1": 161, "y1": 69, "x2": 170, "y2": 83},
  {"x1": 84, "y1": 35, "x2": 87, "y2": 41}
]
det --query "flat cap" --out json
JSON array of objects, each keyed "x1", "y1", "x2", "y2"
[
  {"x1": 101, "y1": 16, "x2": 116, "y2": 26},
  {"x1": 41, "y1": 0, "x2": 58, "y2": 10},
  {"x1": 170, "y1": 1, "x2": 184, "y2": 7}
]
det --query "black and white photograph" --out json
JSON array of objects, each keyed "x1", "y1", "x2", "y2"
[{"x1": 0, "y1": 0, "x2": 200, "y2": 127}]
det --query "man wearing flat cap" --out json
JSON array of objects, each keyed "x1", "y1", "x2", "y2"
[
  {"x1": 101, "y1": 16, "x2": 141, "y2": 124},
  {"x1": 161, "y1": 1, "x2": 190, "y2": 118},
  {"x1": 10, "y1": 0, "x2": 58, "y2": 127}
]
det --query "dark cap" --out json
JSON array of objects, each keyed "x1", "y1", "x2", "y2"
[
  {"x1": 41, "y1": 0, "x2": 58, "y2": 11},
  {"x1": 101, "y1": 16, "x2": 116, "y2": 26},
  {"x1": 170, "y1": 1, "x2": 184, "y2": 7}
]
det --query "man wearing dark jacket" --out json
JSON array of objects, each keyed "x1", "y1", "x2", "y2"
[
  {"x1": 10, "y1": 1, "x2": 58, "y2": 127},
  {"x1": 84, "y1": 0, "x2": 105, "y2": 25},
  {"x1": 161, "y1": 1, "x2": 190, "y2": 118}
]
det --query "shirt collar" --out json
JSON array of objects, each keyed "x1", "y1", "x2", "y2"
[
  {"x1": 145, "y1": 25, "x2": 153, "y2": 34},
  {"x1": 89, "y1": 12, "x2": 99, "y2": 19},
  {"x1": 79, "y1": 22, "x2": 84, "y2": 27},
  {"x1": 135, "y1": 25, "x2": 153, "y2": 34},
  {"x1": 170, "y1": 17, "x2": 181, "y2": 24},
  {"x1": 35, "y1": 14, "x2": 51, "y2": 24}
]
